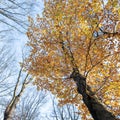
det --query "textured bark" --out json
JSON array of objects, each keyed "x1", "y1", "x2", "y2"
[{"x1": 70, "y1": 68, "x2": 117, "y2": 120}]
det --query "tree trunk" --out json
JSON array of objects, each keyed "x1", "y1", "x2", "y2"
[
  {"x1": 3, "y1": 71, "x2": 29, "y2": 120},
  {"x1": 4, "y1": 96, "x2": 20, "y2": 120},
  {"x1": 70, "y1": 68, "x2": 117, "y2": 120}
]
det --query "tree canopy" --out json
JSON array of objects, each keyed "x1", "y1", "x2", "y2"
[{"x1": 25, "y1": 0, "x2": 120, "y2": 119}]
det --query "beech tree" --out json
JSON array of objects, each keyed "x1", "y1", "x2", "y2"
[{"x1": 25, "y1": 0, "x2": 120, "y2": 120}]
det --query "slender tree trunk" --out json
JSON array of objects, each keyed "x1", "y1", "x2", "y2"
[
  {"x1": 4, "y1": 95, "x2": 20, "y2": 120},
  {"x1": 3, "y1": 89, "x2": 27, "y2": 120},
  {"x1": 3, "y1": 69, "x2": 29, "y2": 120},
  {"x1": 70, "y1": 68, "x2": 117, "y2": 120}
]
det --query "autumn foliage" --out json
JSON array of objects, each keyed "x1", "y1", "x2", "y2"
[{"x1": 25, "y1": 0, "x2": 120, "y2": 119}]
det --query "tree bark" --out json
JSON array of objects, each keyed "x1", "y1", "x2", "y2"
[{"x1": 70, "y1": 68, "x2": 117, "y2": 120}]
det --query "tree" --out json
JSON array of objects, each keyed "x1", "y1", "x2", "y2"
[
  {"x1": 2, "y1": 64, "x2": 47, "y2": 120},
  {"x1": 25, "y1": 0, "x2": 120, "y2": 120},
  {"x1": 3, "y1": 65, "x2": 30, "y2": 120},
  {"x1": 11, "y1": 89, "x2": 47, "y2": 120},
  {"x1": 0, "y1": 45, "x2": 15, "y2": 120},
  {"x1": 46, "y1": 96, "x2": 81, "y2": 120},
  {"x1": 0, "y1": 46, "x2": 47, "y2": 120},
  {"x1": 0, "y1": 1, "x2": 46, "y2": 119}
]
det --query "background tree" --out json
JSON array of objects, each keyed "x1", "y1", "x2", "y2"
[
  {"x1": 0, "y1": 45, "x2": 15, "y2": 120},
  {"x1": 11, "y1": 88, "x2": 47, "y2": 120},
  {"x1": 0, "y1": 47, "x2": 48, "y2": 120},
  {"x1": 0, "y1": 0, "x2": 45, "y2": 119},
  {"x1": 3, "y1": 65, "x2": 30, "y2": 120},
  {"x1": 46, "y1": 96, "x2": 81, "y2": 120},
  {"x1": 25, "y1": 0, "x2": 120, "y2": 120}
]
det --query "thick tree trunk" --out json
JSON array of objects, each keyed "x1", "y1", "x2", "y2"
[{"x1": 70, "y1": 68, "x2": 117, "y2": 120}]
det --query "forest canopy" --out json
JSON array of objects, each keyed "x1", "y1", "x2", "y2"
[{"x1": 24, "y1": 0, "x2": 120, "y2": 119}]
